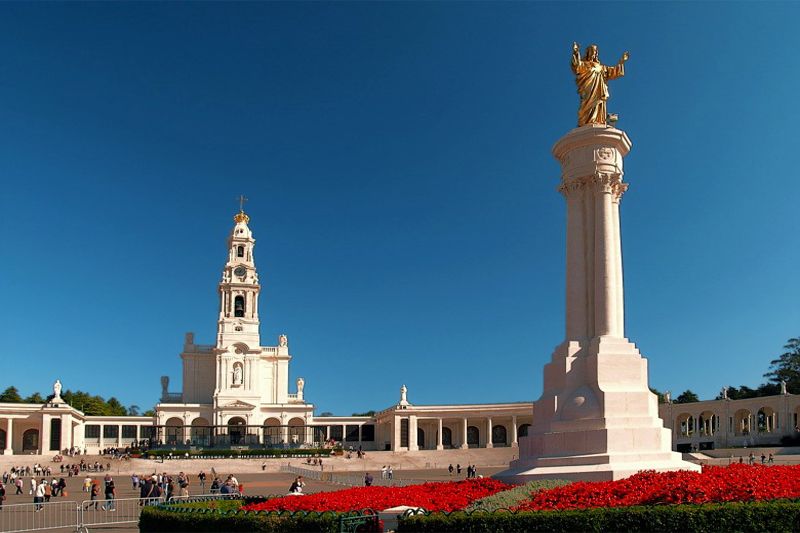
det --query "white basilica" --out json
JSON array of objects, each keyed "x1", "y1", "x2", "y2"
[{"x1": 154, "y1": 209, "x2": 314, "y2": 447}]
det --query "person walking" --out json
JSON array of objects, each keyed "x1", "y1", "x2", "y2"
[
  {"x1": 448, "y1": 464, "x2": 454, "y2": 476},
  {"x1": 198, "y1": 471, "x2": 207, "y2": 493},
  {"x1": 0, "y1": 481, "x2": 6, "y2": 510},
  {"x1": 15, "y1": 478, "x2": 23, "y2": 495},
  {"x1": 364, "y1": 473, "x2": 373, "y2": 487},
  {"x1": 34, "y1": 479, "x2": 46, "y2": 511}
]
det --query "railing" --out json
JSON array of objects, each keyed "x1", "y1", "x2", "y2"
[
  {"x1": 0, "y1": 500, "x2": 79, "y2": 533},
  {"x1": 0, "y1": 494, "x2": 231, "y2": 533},
  {"x1": 160, "y1": 393, "x2": 183, "y2": 403}
]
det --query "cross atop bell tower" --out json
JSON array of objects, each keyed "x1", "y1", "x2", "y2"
[{"x1": 217, "y1": 200, "x2": 261, "y2": 349}]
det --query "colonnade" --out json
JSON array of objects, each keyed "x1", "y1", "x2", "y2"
[{"x1": 395, "y1": 415, "x2": 528, "y2": 451}]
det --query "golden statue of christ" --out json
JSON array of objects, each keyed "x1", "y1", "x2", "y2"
[{"x1": 571, "y1": 42, "x2": 629, "y2": 127}]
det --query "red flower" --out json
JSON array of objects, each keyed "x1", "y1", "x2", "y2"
[
  {"x1": 241, "y1": 478, "x2": 510, "y2": 512},
  {"x1": 514, "y1": 464, "x2": 800, "y2": 511}
]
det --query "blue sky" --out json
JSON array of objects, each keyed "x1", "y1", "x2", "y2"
[{"x1": 1, "y1": 2, "x2": 798, "y2": 415}]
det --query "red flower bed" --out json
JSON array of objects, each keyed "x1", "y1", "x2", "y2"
[
  {"x1": 515, "y1": 464, "x2": 800, "y2": 511},
  {"x1": 242, "y1": 478, "x2": 510, "y2": 512}
]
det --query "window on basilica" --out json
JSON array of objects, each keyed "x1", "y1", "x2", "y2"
[
  {"x1": 234, "y1": 296, "x2": 245, "y2": 317},
  {"x1": 237, "y1": 245, "x2": 244, "y2": 257}
]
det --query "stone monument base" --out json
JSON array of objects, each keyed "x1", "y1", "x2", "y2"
[{"x1": 496, "y1": 337, "x2": 700, "y2": 483}]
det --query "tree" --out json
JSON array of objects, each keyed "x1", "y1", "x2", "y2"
[
  {"x1": 142, "y1": 410, "x2": 156, "y2": 417},
  {"x1": 128, "y1": 405, "x2": 140, "y2": 416},
  {"x1": 106, "y1": 397, "x2": 128, "y2": 416},
  {"x1": 352, "y1": 410, "x2": 376, "y2": 417},
  {"x1": 673, "y1": 390, "x2": 700, "y2": 404},
  {"x1": 0, "y1": 386, "x2": 22, "y2": 403},
  {"x1": 764, "y1": 337, "x2": 800, "y2": 393},
  {"x1": 24, "y1": 392, "x2": 45, "y2": 404},
  {"x1": 318, "y1": 412, "x2": 334, "y2": 417}
]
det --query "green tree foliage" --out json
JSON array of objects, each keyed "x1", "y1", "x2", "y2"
[
  {"x1": 128, "y1": 405, "x2": 140, "y2": 416},
  {"x1": 764, "y1": 337, "x2": 800, "y2": 392},
  {"x1": 317, "y1": 411, "x2": 334, "y2": 417},
  {"x1": 351, "y1": 410, "x2": 376, "y2": 417},
  {"x1": 24, "y1": 392, "x2": 45, "y2": 404},
  {"x1": 0, "y1": 386, "x2": 23, "y2": 403},
  {"x1": 673, "y1": 390, "x2": 700, "y2": 404},
  {"x1": 142, "y1": 410, "x2": 156, "y2": 417}
]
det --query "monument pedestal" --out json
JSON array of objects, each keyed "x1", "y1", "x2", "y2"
[{"x1": 497, "y1": 125, "x2": 699, "y2": 482}]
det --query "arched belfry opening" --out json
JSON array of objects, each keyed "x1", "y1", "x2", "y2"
[
  {"x1": 234, "y1": 295, "x2": 245, "y2": 317},
  {"x1": 237, "y1": 245, "x2": 244, "y2": 258}
]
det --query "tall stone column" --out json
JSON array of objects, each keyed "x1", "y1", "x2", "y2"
[
  {"x1": 4, "y1": 419, "x2": 13, "y2": 455},
  {"x1": 436, "y1": 419, "x2": 444, "y2": 450},
  {"x1": 460, "y1": 418, "x2": 468, "y2": 449},
  {"x1": 485, "y1": 417, "x2": 493, "y2": 448},
  {"x1": 408, "y1": 415, "x2": 418, "y2": 451},
  {"x1": 511, "y1": 416, "x2": 518, "y2": 447},
  {"x1": 499, "y1": 124, "x2": 699, "y2": 482}
]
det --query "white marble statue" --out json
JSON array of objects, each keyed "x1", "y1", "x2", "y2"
[
  {"x1": 297, "y1": 377, "x2": 305, "y2": 400},
  {"x1": 400, "y1": 384, "x2": 408, "y2": 403},
  {"x1": 279, "y1": 334, "x2": 288, "y2": 347},
  {"x1": 781, "y1": 380, "x2": 788, "y2": 395},
  {"x1": 233, "y1": 365, "x2": 243, "y2": 386},
  {"x1": 53, "y1": 379, "x2": 62, "y2": 400},
  {"x1": 664, "y1": 390, "x2": 671, "y2": 404},
  {"x1": 722, "y1": 386, "x2": 729, "y2": 400}
]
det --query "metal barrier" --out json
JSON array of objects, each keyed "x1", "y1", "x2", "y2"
[
  {"x1": 0, "y1": 494, "x2": 230, "y2": 533},
  {"x1": 77, "y1": 494, "x2": 227, "y2": 532},
  {"x1": 0, "y1": 500, "x2": 79, "y2": 533}
]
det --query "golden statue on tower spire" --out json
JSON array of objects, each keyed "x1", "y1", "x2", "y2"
[{"x1": 571, "y1": 42, "x2": 629, "y2": 127}]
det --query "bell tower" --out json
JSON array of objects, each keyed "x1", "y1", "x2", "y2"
[{"x1": 217, "y1": 204, "x2": 261, "y2": 349}]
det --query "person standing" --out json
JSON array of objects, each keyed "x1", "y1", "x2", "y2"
[
  {"x1": 364, "y1": 473, "x2": 373, "y2": 487},
  {"x1": 448, "y1": 464, "x2": 454, "y2": 476},
  {"x1": 198, "y1": 471, "x2": 207, "y2": 493},
  {"x1": 0, "y1": 481, "x2": 6, "y2": 510},
  {"x1": 103, "y1": 476, "x2": 116, "y2": 511},
  {"x1": 456, "y1": 464, "x2": 462, "y2": 476}
]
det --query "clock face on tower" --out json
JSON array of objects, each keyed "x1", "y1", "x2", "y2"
[{"x1": 234, "y1": 266, "x2": 247, "y2": 277}]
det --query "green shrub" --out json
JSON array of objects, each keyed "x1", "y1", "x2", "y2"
[
  {"x1": 464, "y1": 479, "x2": 571, "y2": 512},
  {"x1": 397, "y1": 500, "x2": 800, "y2": 532},
  {"x1": 139, "y1": 497, "x2": 380, "y2": 533}
]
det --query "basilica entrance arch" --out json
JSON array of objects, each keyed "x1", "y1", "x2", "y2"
[
  {"x1": 164, "y1": 417, "x2": 183, "y2": 446},
  {"x1": 22, "y1": 429, "x2": 39, "y2": 452},
  {"x1": 467, "y1": 426, "x2": 479, "y2": 447},
  {"x1": 228, "y1": 417, "x2": 246, "y2": 445},
  {"x1": 190, "y1": 417, "x2": 211, "y2": 446},
  {"x1": 288, "y1": 417, "x2": 305, "y2": 445}
]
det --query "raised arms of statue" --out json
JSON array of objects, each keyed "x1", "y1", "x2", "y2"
[{"x1": 571, "y1": 42, "x2": 630, "y2": 126}]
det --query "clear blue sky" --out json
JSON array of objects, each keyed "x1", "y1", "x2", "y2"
[{"x1": 1, "y1": 2, "x2": 798, "y2": 415}]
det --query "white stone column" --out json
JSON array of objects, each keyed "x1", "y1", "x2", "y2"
[
  {"x1": 565, "y1": 185, "x2": 589, "y2": 339},
  {"x1": 511, "y1": 416, "x2": 518, "y2": 447},
  {"x1": 408, "y1": 415, "x2": 418, "y2": 451},
  {"x1": 41, "y1": 415, "x2": 51, "y2": 454},
  {"x1": 5, "y1": 419, "x2": 13, "y2": 455},
  {"x1": 461, "y1": 418, "x2": 468, "y2": 449},
  {"x1": 392, "y1": 417, "x2": 401, "y2": 451},
  {"x1": 486, "y1": 417, "x2": 493, "y2": 448},
  {"x1": 593, "y1": 179, "x2": 618, "y2": 337},
  {"x1": 436, "y1": 418, "x2": 444, "y2": 450},
  {"x1": 611, "y1": 195, "x2": 625, "y2": 336}
]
